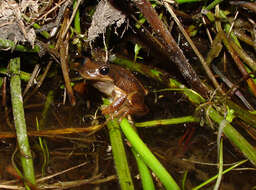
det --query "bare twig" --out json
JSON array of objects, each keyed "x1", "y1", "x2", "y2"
[
  {"x1": 133, "y1": 0, "x2": 209, "y2": 97},
  {"x1": 24, "y1": 60, "x2": 53, "y2": 103},
  {"x1": 59, "y1": 34, "x2": 76, "y2": 106},
  {"x1": 35, "y1": 0, "x2": 71, "y2": 33},
  {"x1": 164, "y1": 2, "x2": 224, "y2": 95},
  {"x1": 211, "y1": 64, "x2": 254, "y2": 110},
  {"x1": 23, "y1": 64, "x2": 40, "y2": 96},
  {"x1": 2, "y1": 76, "x2": 14, "y2": 129},
  {"x1": 61, "y1": 0, "x2": 82, "y2": 39}
]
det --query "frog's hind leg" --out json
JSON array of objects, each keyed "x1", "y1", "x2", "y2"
[{"x1": 101, "y1": 94, "x2": 127, "y2": 115}]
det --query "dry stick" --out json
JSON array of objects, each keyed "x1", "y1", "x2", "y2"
[
  {"x1": 205, "y1": 27, "x2": 255, "y2": 109},
  {"x1": 221, "y1": 31, "x2": 256, "y2": 97},
  {"x1": 36, "y1": 0, "x2": 54, "y2": 18},
  {"x1": 211, "y1": 64, "x2": 254, "y2": 110},
  {"x1": 36, "y1": 0, "x2": 67, "y2": 22},
  {"x1": 39, "y1": 90, "x2": 54, "y2": 129},
  {"x1": 60, "y1": 37, "x2": 76, "y2": 106},
  {"x1": 0, "y1": 125, "x2": 103, "y2": 138},
  {"x1": 205, "y1": 32, "x2": 223, "y2": 65},
  {"x1": 227, "y1": 10, "x2": 239, "y2": 38},
  {"x1": 42, "y1": 174, "x2": 102, "y2": 189},
  {"x1": 131, "y1": 15, "x2": 170, "y2": 58},
  {"x1": 233, "y1": 29, "x2": 256, "y2": 48},
  {"x1": 215, "y1": 6, "x2": 256, "y2": 98},
  {"x1": 61, "y1": 0, "x2": 82, "y2": 39},
  {"x1": 23, "y1": 64, "x2": 40, "y2": 96},
  {"x1": 209, "y1": 37, "x2": 253, "y2": 110},
  {"x1": 202, "y1": 16, "x2": 213, "y2": 44},
  {"x1": 1, "y1": 77, "x2": 6, "y2": 107},
  {"x1": 37, "y1": 162, "x2": 89, "y2": 183},
  {"x1": 164, "y1": 3, "x2": 225, "y2": 95},
  {"x1": 51, "y1": 109, "x2": 65, "y2": 128},
  {"x1": 2, "y1": 76, "x2": 14, "y2": 129},
  {"x1": 35, "y1": 0, "x2": 70, "y2": 33},
  {"x1": 56, "y1": 7, "x2": 76, "y2": 106},
  {"x1": 91, "y1": 153, "x2": 100, "y2": 188},
  {"x1": 229, "y1": 39, "x2": 256, "y2": 72},
  {"x1": 134, "y1": 0, "x2": 209, "y2": 98},
  {"x1": 24, "y1": 61, "x2": 53, "y2": 103},
  {"x1": 230, "y1": 1, "x2": 256, "y2": 14}
]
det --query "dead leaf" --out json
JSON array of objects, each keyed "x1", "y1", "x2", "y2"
[{"x1": 88, "y1": 0, "x2": 126, "y2": 41}]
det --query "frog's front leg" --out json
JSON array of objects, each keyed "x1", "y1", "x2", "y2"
[{"x1": 101, "y1": 88, "x2": 127, "y2": 115}]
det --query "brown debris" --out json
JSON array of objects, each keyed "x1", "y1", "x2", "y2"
[
  {"x1": 87, "y1": 0, "x2": 126, "y2": 41},
  {"x1": 0, "y1": 0, "x2": 37, "y2": 47}
]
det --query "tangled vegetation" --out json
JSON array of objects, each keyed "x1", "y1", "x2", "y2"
[{"x1": 0, "y1": 0, "x2": 256, "y2": 189}]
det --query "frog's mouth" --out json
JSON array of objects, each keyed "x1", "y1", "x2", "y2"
[{"x1": 80, "y1": 72, "x2": 113, "y2": 82}]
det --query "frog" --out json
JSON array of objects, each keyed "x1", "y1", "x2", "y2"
[{"x1": 79, "y1": 57, "x2": 148, "y2": 118}]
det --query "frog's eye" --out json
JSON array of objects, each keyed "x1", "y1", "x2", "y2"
[{"x1": 99, "y1": 66, "x2": 110, "y2": 75}]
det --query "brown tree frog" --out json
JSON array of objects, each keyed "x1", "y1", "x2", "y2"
[{"x1": 79, "y1": 58, "x2": 148, "y2": 118}]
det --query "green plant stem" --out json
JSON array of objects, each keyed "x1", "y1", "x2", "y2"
[
  {"x1": 39, "y1": 90, "x2": 54, "y2": 128},
  {"x1": 213, "y1": 138, "x2": 223, "y2": 190},
  {"x1": 224, "y1": 24, "x2": 241, "y2": 48},
  {"x1": 106, "y1": 119, "x2": 135, "y2": 190},
  {"x1": 38, "y1": 91, "x2": 54, "y2": 176},
  {"x1": 204, "y1": 0, "x2": 223, "y2": 11},
  {"x1": 10, "y1": 58, "x2": 36, "y2": 186},
  {"x1": 0, "y1": 67, "x2": 31, "y2": 82},
  {"x1": 36, "y1": 118, "x2": 49, "y2": 177},
  {"x1": 135, "y1": 116, "x2": 199, "y2": 127},
  {"x1": 182, "y1": 171, "x2": 188, "y2": 190},
  {"x1": 73, "y1": 0, "x2": 81, "y2": 34},
  {"x1": 109, "y1": 54, "x2": 205, "y2": 104},
  {"x1": 226, "y1": 99, "x2": 256, "y2": 129},
  {"x1": 73, "y1": 0, "x2": 82, "y2": 54},
  {"x1": 192, "y1": 159, "x2": 247, "y2": 190},
  {"x1": 120, "y1": 118, "x2": 180, "y2": 190},
  {"x1": 110, "y1": 54, "x2": 256, "y2": 126},
  {"x1": 131, "y1": 148, "x2": 155, "y2": 190},
  {"x1": 175, "y1": 0, "x2": 202, "y2": 4},
  {"x1": 32, "y1": 23, "x2": 51, "y2": 39},
  {"x1": 22, "y1": 14, "x2": 50, "y2": 39},
  {"x1": 0, "y1": 38, "x2": 40, "y2": 53},
  {"x1": 110, "y1": 55, "x2": 256, "y2": 166},
  {"x1": 205, "y1": 32, "x2": 223, "y2": 65},
  {"x1": 229, "y1": 38, "x2": 256, "y2": 72},
  {"x1": 215, "y1": 15, "x2": 256, "y2": 72},
  {"x1": 233, "y1": 29, "x2": 256, "y2": 48},
  {"x1": 209, "y1": 107, "x2": 256, "y2": 165}
]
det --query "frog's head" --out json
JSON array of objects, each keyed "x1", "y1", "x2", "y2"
[{"x1": 79, "y1": 58, "x2": 113, "y2": 81}]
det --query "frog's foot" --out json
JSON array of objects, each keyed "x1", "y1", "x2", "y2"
[
  {"x1": 101, "y1": 94, "x2": 127, "y2": 115},
  {"x1": 101, "y1": 106, "x2": 114, "y2": 115},
  {"x1": 102, "y1": 105, "x2": 131, "y2": 121}
]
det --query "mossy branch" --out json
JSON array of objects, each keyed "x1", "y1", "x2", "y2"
[{"x1": 10, "y1": 57, "x2": 36, "y2": 186}]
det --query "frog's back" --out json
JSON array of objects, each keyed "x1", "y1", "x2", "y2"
[{"x1": 109, "y1": 64, "x2": 148, "y2": 95}]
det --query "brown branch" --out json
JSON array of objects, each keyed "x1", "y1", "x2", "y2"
[
  {"x1": 0, "y1": 125, "x2": 103, "y2": 138},
  {"x1": 164, "y1": 3, "x2": 224, "y2": 95},
  {"x1": 221, "y1": 31, "x2": 256, "y2": 97},
  {"x1": 133, "y1": 0, "x2": 209, "y2": 97},
  {"x1": 58, "y1": 8, "x2": 76, "y2": 106}
]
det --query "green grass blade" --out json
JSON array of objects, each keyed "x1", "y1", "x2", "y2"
[
  {"x1": 10, "y1": 57, "x2": 36, "y2": 186},
  {"x1": 107, "y1": 119, "x2": 135, "y2": 190},
  {"x1": 132, "y1": 147, "x2": 155, "y2": 190},
  {"x1": 120, "y1": 118, "x2": 180, "y2": 190}
]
